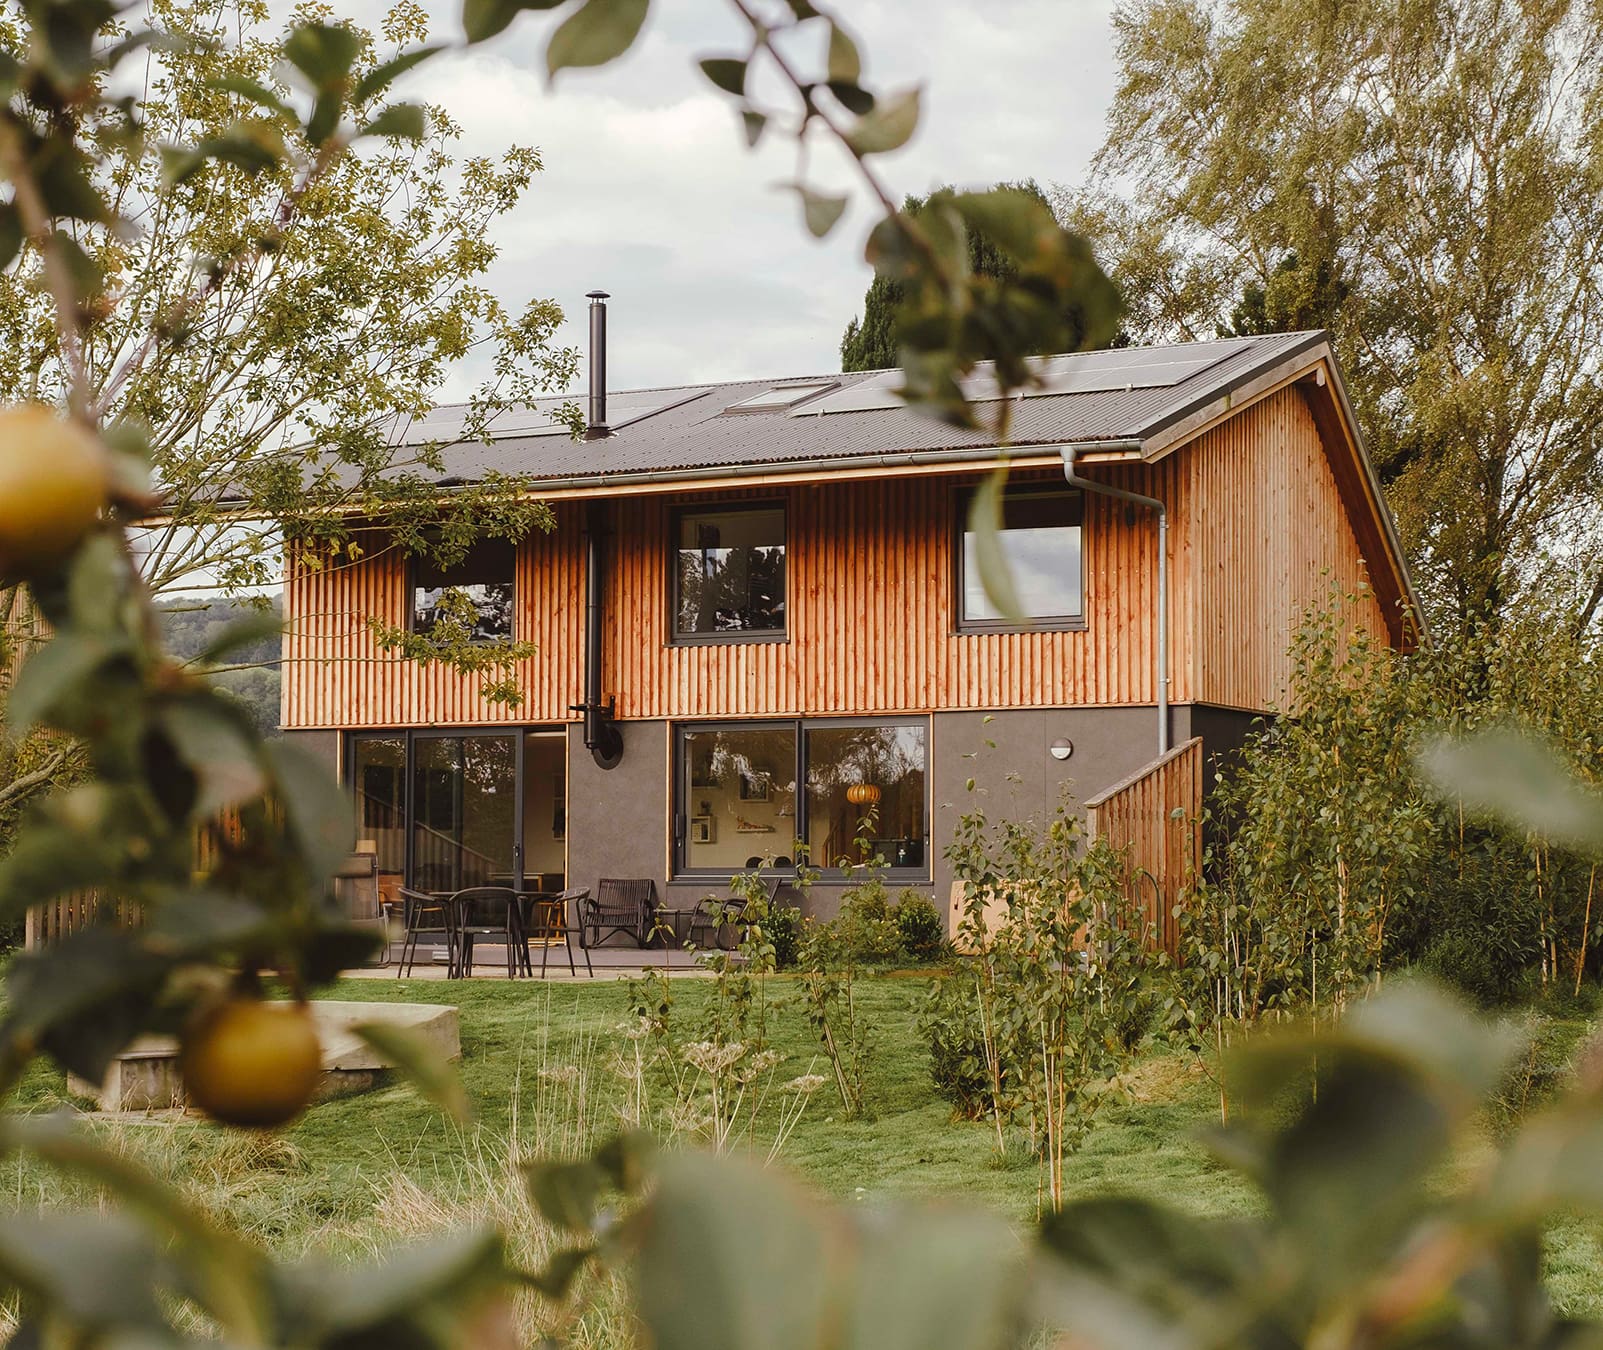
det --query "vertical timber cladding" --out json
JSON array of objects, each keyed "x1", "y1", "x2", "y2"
[
  {"x1": 606, "y1": 464, "x2": 1190, "y2": 721},
  {"x1": 1187, "y1": 387, "x2": 1391, "y2": 714},
  {"x1": 280, "y1": 502, "x2": 586, "y2": 729},
  {"x1": 279, "y1": 381, "x2": 1389, "y2": 731}
]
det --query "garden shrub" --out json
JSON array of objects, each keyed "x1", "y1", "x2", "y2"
[
  {"x1": 892, "y1": 889, "x2": 945, "y2": 962},
  {"x1": 829, "y1": 876, "x2": 896, "y2": 962},
  {"x1": 919, "y1": 975, "x2": 1000, "y2": 1119},
  {"x1": 947, "y1": 796, "x2": 1154, "y2": 1206},
  {"x1": 768, "y1": 903, "x2": 803, "y2": 970}
]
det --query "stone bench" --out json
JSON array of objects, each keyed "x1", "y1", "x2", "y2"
[{"x1": 70, "y1": 1000, "x2": 461, "y2": 1114}]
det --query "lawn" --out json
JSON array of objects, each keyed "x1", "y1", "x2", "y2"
[{"x1": 7, "y1": 970, "x2": 1603, "y2": 1335}]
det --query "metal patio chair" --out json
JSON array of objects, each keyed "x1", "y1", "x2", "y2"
[
  {"x1": 581, "y1": 878, "x2": 657, "y2": 949},
  {"x1": 521, "y1": 887, "x2": 593, "y2": 978},
  {"x1": 395, "y1": 886, "x2": 455, "y2": 977},
  {"x1": 448, "y1": 886, "x2": 524, "y2": 978}
]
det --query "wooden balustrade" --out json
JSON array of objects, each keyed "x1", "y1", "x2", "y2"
[{"x1": 1085, "y1": 737, "x2": 1203, "y2": 955}]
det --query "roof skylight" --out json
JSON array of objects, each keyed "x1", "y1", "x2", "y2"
[{"x1": 724, "y1": 380, "x2": 839, "y2": 413}]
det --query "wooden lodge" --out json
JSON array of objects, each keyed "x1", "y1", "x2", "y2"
[{"x1": 278, "y1": 322, "x2": 1418, "y2": 940}]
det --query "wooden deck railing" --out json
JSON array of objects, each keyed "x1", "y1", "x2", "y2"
[{"x1": 1085, "y1": 737, "x2": 1203, "y2": 955}]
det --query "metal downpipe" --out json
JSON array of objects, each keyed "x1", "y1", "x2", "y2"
[{"x1": 1060, "y1": 445, "x2": 1170, "y2": 756}]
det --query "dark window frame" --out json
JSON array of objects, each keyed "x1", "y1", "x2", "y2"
[
  {"x1": 669, "y1": 500, "x2": 789, "y2": 646},
  {"x1": 670, "y1": 716, "x2": 930, "y2": 882},
  {"x1": 407, "y1": 538, "x2": 518, "y2": 644},
  {"x1": 953, "y1": 482, "x2": 1087, "y2": 634}
]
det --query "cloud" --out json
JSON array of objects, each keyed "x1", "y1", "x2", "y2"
[{"x1": 391, "y1": 0, "x2": 1118, "y2": 393}]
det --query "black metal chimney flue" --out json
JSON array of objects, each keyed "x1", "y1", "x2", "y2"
[{"x1": 584, "y1": 290, "x2": 609, "y2": 440}]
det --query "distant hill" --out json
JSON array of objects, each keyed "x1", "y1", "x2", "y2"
[{"x1": 156, "y1": 596, "x2": 282, "y2": 736}]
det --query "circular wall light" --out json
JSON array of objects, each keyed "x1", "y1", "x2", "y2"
[{"x1": 1049, "y1": 738, "x2": 1074, "y2": 761}]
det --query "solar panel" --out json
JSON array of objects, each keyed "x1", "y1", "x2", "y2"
[
  {"x1": 791, "y1": 340, "x2": 1256, "y2": 416},
  {"x1": 609, "y1": 389, "x2": 711, "y2": 428},
  {"x1": 485, "y1": 404, "x2": 573, "y2": 438}
]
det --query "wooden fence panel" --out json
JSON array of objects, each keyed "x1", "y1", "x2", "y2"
[
  {"x1": 1085, "y1": 737, "x2": 1203, "y2": 955},
  {"x1": 23, "y1": 806, "x2": 251, "y2": 950}
]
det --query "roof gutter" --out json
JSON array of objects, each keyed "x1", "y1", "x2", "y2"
[{"x1": 1061, "y1": 444, "x2": 1170, "y2": 756}]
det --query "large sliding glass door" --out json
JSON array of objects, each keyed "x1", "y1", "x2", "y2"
[
  {"x1": 348, "y1": 729, "x2": 566, "y2": 896},
  {"x1": 411, "y1": 733, "x2": 519, "y2": 892}
]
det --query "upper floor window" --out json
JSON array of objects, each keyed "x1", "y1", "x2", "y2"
[
  {"x1": 674, "y1": 504, "x2": 786, "y2": 640},
  {"x1": 958, "y1": 486, "x2": 1083, "y2": 630},
  {"x1": 411, "y1": 538, "x2": 515, "y2": 642}
]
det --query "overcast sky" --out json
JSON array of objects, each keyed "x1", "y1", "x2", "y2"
[{"x1": 382, "y1": 1, "x2": 1120, "y2": 397}]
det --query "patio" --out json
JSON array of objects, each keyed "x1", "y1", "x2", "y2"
[{"x1": 348, "y1": 941, "x2": 715, "y2": 980}]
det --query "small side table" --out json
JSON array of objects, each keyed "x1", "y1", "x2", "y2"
[{"x1": 652, "y1": 906, "x2": 700, "y2": 949}]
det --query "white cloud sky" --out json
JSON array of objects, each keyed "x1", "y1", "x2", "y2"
[{"x1": 381, "y1": 0, "x2": 1119, "y2": 395}]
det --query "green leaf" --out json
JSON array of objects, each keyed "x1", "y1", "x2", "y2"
[
  {"x1": 950, "y1": 187, "x2": 1054, "y2": 261},
  {"x1": 794, "y1": 185, "x2": 848, "y2": 238},
  {"x1": 264, "y1": 739, "x2": 355, "y2": 882},
  {"x1": 33, "y1": 141, "x2": 108, "y2": 223},
  {"x1": 207, "y1": 74, "x2": 294, "y2": 120},
  {"x1": 827, "y1": 80, "x2": 874, "y2": 116},
  {"x1": 7, "y1": 1115, "x2": 271, "y2": 1337},
  {"x1": 967, "y1": 468, "x2": 1023, "y2": 621},
  {"x1": 0, "y1": 203, "x2": 21, "y2": 270},
  {"x1": 283, "y1": 21, "x2": 362, "y2": 91},
  {"x1": 144, "y1": 888, "x2": 275, "y2": 956},
  {"x1": 352, "y1": 45, "x2": 444, "y2": 103},
  {"x1": 634, "y1": 1152, "x2": 834, "y2": 1350},
  {"x1": 843, "y1": 86, "x2": 920, "y2": 156},
  {"x1": 525, "y1": 1245, "x2": 595, "y2": 1299},
  {"x1": 158, "y1": 697, "x2": 267, "y2": 817},
  {"x1": 741, "y1": 110, "x2": 767, "y2": 148},
  {"x1": 6, "y1": 631, "x2": 129, "y2": 734},
  {"x1": 546, "y1": 0, "x2": 650, "y2": 80},
  {"x1": 592, "y1": 1130, "x2": 654, "y2": 1193},
  {"x1": 461, "y1": 0, "x2": 566, "y2": 44},
  {"x1": 195, "y1": 609, "x2": 284, "y2": 666},
  {"x1": 826, "y1": 21, "x2": 860, "y2": 83},
  {"x1": 360, "y1": 102, "x2": 428, "y2": 141},
  {"x1": 0, "y1": 1212, "x2": 169, "y2": 1332},
  {"x1": 2, "y1": 926, "x2": 171, "y2": 1081},
  {"x1": 352, "y1": 1020, "x2": 471, "y2": 1124},
  {"x1": 276, "y1": 1228, "x2": 508, "y2": 1338},
  {"x1": 1418, "y1": 727, "x2": 1603, "y2": 852},
  {"x1": 525, "y1": 1158, "x2": 604, "y2": 1233},
  {"x1": 846, "y1": 1208, "x2": 1019, "y2": 1350},
  {"x1": 698, "y1": 57, "x2": 746, "y2": 96}
]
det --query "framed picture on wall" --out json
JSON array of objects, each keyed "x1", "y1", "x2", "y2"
[
  {"x1": 691, "y1": 815, "x2": 715, "y2": 844},
  {"x1": 738, "y1": 772, "x2": 769, "y2": 802}
]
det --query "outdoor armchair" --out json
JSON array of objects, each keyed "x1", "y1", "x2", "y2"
[{"x1": 581, "y1": 878, "x2": 657, "y2": 949}]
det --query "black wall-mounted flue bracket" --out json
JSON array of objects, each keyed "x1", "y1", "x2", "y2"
[{"x1": 570, "y1": 697, "x2": 623, "y2": 770}]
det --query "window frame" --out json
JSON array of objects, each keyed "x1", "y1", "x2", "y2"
[
  {"x1": 953, "y1": 481, "x2": 1087, "y2": 634},
  {"x1": 671, "y1": 715, "x2": 930, "y2": 882},
  {"x1": 407, "y1": 537, "x2": 519, "y2": 645},
  {"x1": 669, "y1": 500, "x2": 789, "y2": 646}
]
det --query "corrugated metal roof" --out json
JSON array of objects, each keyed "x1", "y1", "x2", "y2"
[{"x1": 388, "y1": 331, "x2": 1326, "y2": 486}]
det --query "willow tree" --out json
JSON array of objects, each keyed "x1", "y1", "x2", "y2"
[{"x1": 1065, "y1": 0, "x2": 1603, "y2": 630}]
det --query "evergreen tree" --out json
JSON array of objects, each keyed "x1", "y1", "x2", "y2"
[{"x1": 841, "y1": 179, "x2": 1065, "y2": 372}]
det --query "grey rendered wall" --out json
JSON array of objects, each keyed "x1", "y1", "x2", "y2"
[
  {"x1": 559, "y1": 704, "x2": 1268, "y2": 932},
  {"x1": 277, "y1": 728, "x2": 340, "y2": 777},
  {"x1": 929, "y1": 706, "x2": 1169, "y2": 930},
  {"x1": 566, "y1": 720, "x2": 670, "y2": 937}
]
